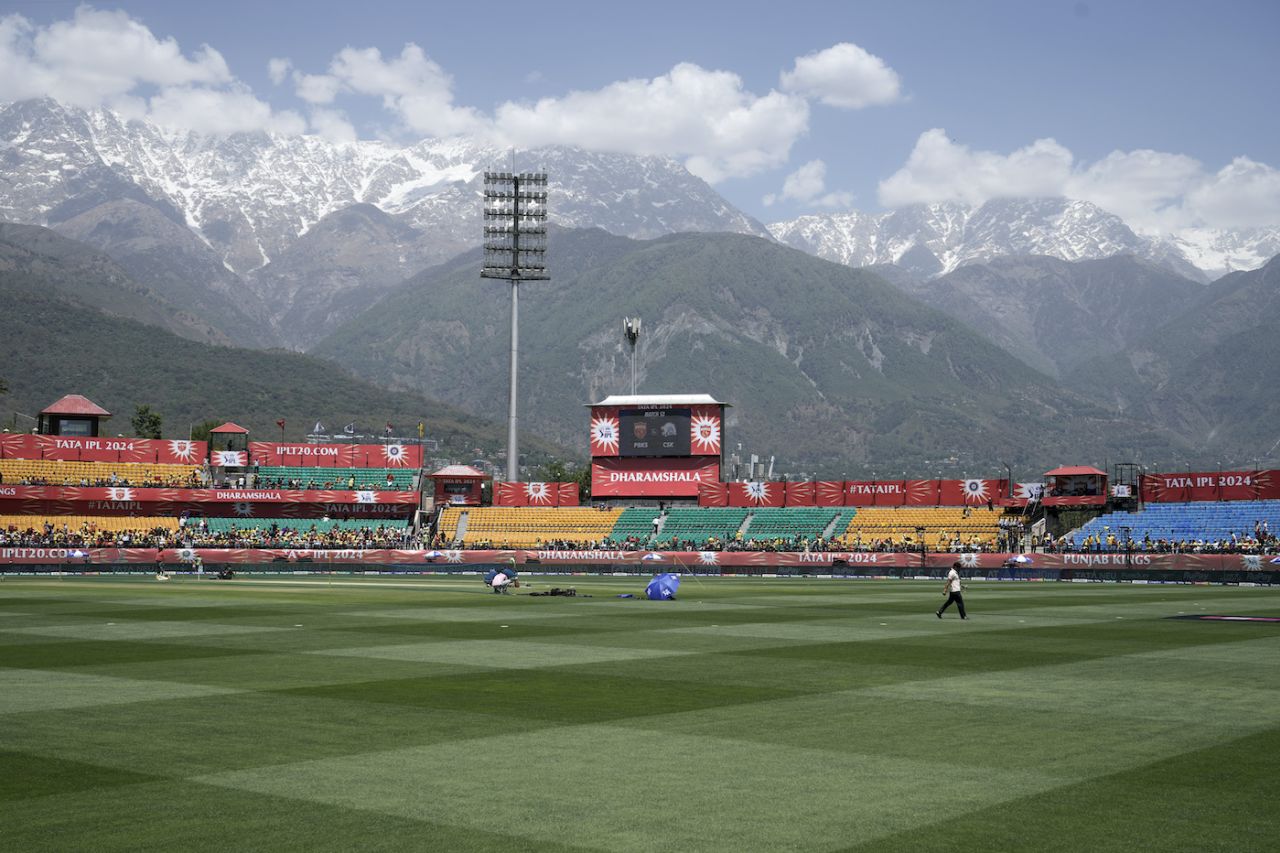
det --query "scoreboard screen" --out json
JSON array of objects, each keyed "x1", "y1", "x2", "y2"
[{"x1": 619, "y1": 408, "x2": 691, "y2": 457}]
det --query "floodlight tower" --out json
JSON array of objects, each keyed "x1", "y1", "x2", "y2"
[
  {"x1": 623, "y1": 317, "x2": 642, "y2": 395},
  {"x1": 482, "y1": 167, "x2": 548, "y2": 482}
]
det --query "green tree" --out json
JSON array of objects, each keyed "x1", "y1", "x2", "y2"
[
  {"x1": 131, "y1": 405, "x2": 163, "y2": 439},
  {"x1": 190, "y1": 419, "x2": 223, "y2": 445}
]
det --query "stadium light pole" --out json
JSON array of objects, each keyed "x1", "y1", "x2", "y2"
[
  {"x1": 623, "y1": 317, "x2": 642, "y2": 395},
  {"x1": 482, "y1": 166, "x2": 549, "y2": 483}
]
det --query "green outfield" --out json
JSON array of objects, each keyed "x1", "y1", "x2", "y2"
[{"x1": 1, "y1": 575, "x2": 1278, "y2": 851}]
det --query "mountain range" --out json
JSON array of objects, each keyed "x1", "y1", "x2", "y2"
[
  {"x1": 0, "y1": 223, "x2": 561, "y2": 463},
  {"x1": 4, "y1": 97, "x2": 1278, "y2": 351},
  {"x1": 0, "y1": 98, "x2": 766, "y2": 347},
  {"x1": 3, "y1": 96, "x2": 1279, "y2": 474},
  {"x1": 765, "y1": 197, "x2": 1254, "y2": 282},
  {"x1": 312, "y1": 226, "x2": 1192, "y2": 475}
]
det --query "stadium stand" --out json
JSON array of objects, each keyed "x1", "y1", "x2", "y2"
[
  {"x1": 657, "y1": 507, "x2": 749, "y2": 547},
  {"x1": 0, "y1": 516, "x2": 180, "y2": 546},
  {"x1": 839, "y1": 507, "x2": 1004, "y2": 550},
  {"x1": 1071, "y1": 501, "x2": 1280, "y2": 549},
  {"x1": 197, "y1": 518, "x2": 411, "y2": 533},
  {"x1": 255, "y1": 466, "x2": 416, "y2": 490},
  {"x1": 607, "y1": 507, "x2": 663, "y2": 544},
  {"x1": 0, "y1": 459, "x2": 203, "y2": 487},
  {"x1": 743, "y1": 507, "x2": 846, "y2": 544},
  {"x1": 440, "y1": 507, "x2": 623, "y2": 547}
]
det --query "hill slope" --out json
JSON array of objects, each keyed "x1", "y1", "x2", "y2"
[
  {"x1": 0, "y1": 285, "x2": 558, "y2": 460},
  {"x1": 1068, "y1": 255, "x2": 1280, "y2": 463},
  {"x1": 896, "y1": 255, "x2": 1205, "y2": 378},
  {"x1": 0, "y1": 222, "x2": 228, "y2": 344},
  {"x1": 315, "y1": 227, "x2": 1188, "y2": 475}
]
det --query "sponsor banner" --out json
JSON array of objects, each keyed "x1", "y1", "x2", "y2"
[
  {"x1": 248, "y1": 442, "x2": 423, "y2": 469},
  {"x1": 524, "y1": 482, "x2": 556, "y2": 507},
  {"x1": 2, "y1": 548, "x2": 1273, "y2": 571},
  {"x1": 0, "y1": 434, "x2": 206, "y2": 465},
  {"x1": 727, "y1": 481, "x2": 785, "y2": 507},
  {"x1": 0, "y1": 547, "x2": 154, "y2": 565},
  {"x1": 556, "y1": 482, "x2": 580, "y2": 507},
  {"x1": 211, "y1": 450, "x2": 247, "y2": 467},
  {"x1": 591, "y1": 457, "x2": 720, "y2": 498},
  {"x1": 904, "y1": 480, "x2": 941, "y2": 506},
  {"x1": 588, "y1": 407, "x2": 620, "y2": 457},
  {"x1": 698, "y1": 481, "x2": 728, "y2": 507},
  {"x1": 784, "y1": 481, "x2": 815, "y2": 507},
  {"x1": 688, "y1": 405, "x2": 722, "y2": 456},
  {"x1": 815, "y1": 481, "x2": 845, "y2": 507},
  {"x1": 1139, "y1": 470, "x2": 1279, "y2": 503},
  {"x1": 492, "y1": 481, "x2": 528, "y2": 507},
  {"x1": 845, "y1": 480, "x2": 906, "y2": 507}
]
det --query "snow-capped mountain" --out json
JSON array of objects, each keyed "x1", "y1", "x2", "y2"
[
  {"x1": 768, "y1": 198, "x2": 1276, "y2": 281},
  {"x1": 0, "y1": 98, "x2": 768, "y2": 276}
]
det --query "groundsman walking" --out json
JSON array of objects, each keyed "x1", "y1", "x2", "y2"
[{"x1": 936, "y1": 560, "x2": 967, "y2": 619}]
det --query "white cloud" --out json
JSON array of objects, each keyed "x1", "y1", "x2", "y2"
[
  {"x1": 1064, "y1": 148, "x2": 1202, "y2": 230},
  {"x1": 879, "y1": 129, "x2": 1073, "y2": 208},
  {"x1": 267, "y1": 57, "x2": 291, "y2": 86},
  {"x1": 293, "y1": 70, "x2": 342, "y2": 104},
  {"x1": 0, "y1": 7, "x2": 299, "y2": 136},
  {"x1": 301, "y1": 43, "x2": 484, "y2": 137},
  {"x1": 1183, "y1": 157, "x2": 1280, "y2": 230},
  {"x1": 878, "y1": 129, "x2": 1280, "y2": 234},
  {"x1": 308, "y1": 107, "x2": 357, "y2": 144},
  {"x1": 763, "y1": 159, "x2": 852, "y2": 208},
  {"x1": 147, "y1": 86, "x2": 306, "y2": 136},
  {"x1": 0, "y1": 7, "x2": 229, "y2": 107},
  {"x1": 493, "y1": 63, "x2": 809, "y2": 183},
  {"x1": 780, "y1": 42, "x2": 901, "y2": 109}
]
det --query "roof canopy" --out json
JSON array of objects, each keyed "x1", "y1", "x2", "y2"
[
  {"x1": 430, "y1": 465, "x2": 490, "y2": 479},
  {"x1": 209, "y1": 422, "x2": 249, "y2": 434},
  {"x1": 1044, "y1": 465, "x2": 1106, "y2": 477},
  {"x1": 41, "y1": 394, "x2": 110, "y2": 417},
  {"x1": 588, "y1": 394, "x2": 729, "y2": 408}
]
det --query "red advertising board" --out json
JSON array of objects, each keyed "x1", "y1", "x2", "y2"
[
  {"x1": 727, "y1": 481, "x2": 785, "y2": 507},
  {"x1": 492, "y1": 482, "x2": 528, "y2": 507},
  {"x1": 248, "y1": 442, "x2": 423, "y2": 468},
  {"x1": 845, "y1": 481, "x2": 906, "y2": 506},
  {"x1": 556, "y1": 483, "x2": 580, "y2": 507},
  {"x1": 698, "y1": 481, "x2": 729, "y2": 507},
  {"x1": 0, "y1": 434, "x2": 206, "y2": 465},
  {"x1": 591, "y1": 457, "x2": 720, "y2": 497},
  {"x1": 0, "y1": 548, "x2": 1274, "y2": 573},
  {"x1": 784, "y1": 481, "x2": 815, "y2": 507},
  {"x1": 1140, "y1": 470, "x2": 1280, "y2": 503},
  {"x1": 815, "y1": 481, "x2": 845, "y2": 506}
]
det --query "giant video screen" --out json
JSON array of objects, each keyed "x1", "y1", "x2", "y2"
[{"x1": 620, "y1": 408, "x2": 691, "y2": 457}]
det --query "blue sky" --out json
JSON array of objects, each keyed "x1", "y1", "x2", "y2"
[{"x1": 2, "y1": 0, "x2": 1278, "y2": 229}]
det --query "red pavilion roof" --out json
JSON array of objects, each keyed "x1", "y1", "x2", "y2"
[
  {"x1": 1044, "y1": 465, "x2": 1106, "y2": 477},
  {"x1": 40, "y1": 394, "x2": 111, "y2": 417},
  {"x1": 209, "y1": 422, "x2": 250, "y2": 434}
]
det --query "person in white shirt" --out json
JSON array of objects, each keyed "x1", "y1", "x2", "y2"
[{"x1": 936, "y1": 561, "x2": 967, "y2": 619}]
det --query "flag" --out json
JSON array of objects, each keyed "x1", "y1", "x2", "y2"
[
  {"x1": 276, "y1": 418, "x2": 286, "y2": 429},
  {"x1": 312, "y1": 421, "x2": 325, "y2": 434},
  {"x1": 384, "y1": 422, "x2": 393, "y2": 436},
  {"x1": 417, "y1": 421, "x2": 425, "y2": 439},
  {"x1": 343, "y1": 423, "x2": 355, "y2": 435}
]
